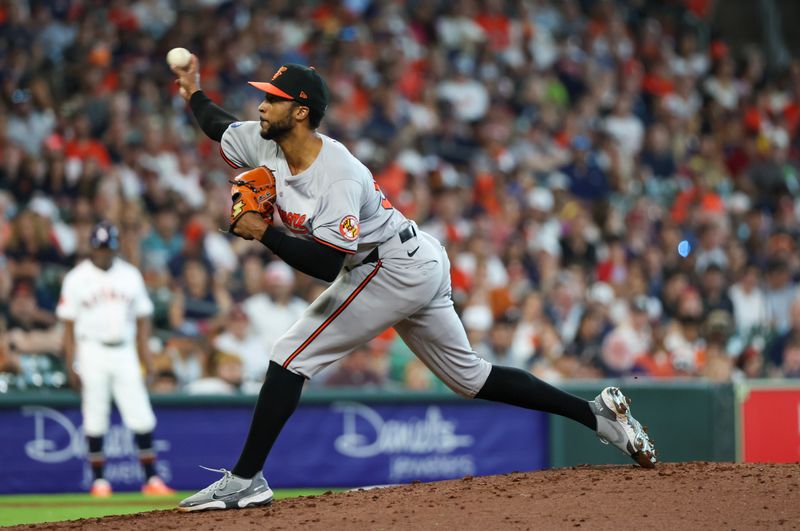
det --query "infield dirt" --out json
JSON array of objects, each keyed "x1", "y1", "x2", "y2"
[{"x1": 9, "y1": 462, "x2": 800, "y2": 530}]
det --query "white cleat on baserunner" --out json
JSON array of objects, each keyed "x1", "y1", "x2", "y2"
[{"x1": 590, "y1": 386, "x2": 657, "y2": 468}]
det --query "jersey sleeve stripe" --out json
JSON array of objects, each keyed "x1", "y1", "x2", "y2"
[
  {"x1": 312, "y1": 236, "x2": 357, "y2": 254},
  {"x1": 219, "y1": 145, "x2": 243, "y2": 168},
  {"x1": 282, "y1": 260, "x2": 382, "y2": 370}
]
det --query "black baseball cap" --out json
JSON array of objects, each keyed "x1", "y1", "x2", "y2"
[{"x1": 249, "y1": 64, "x2": 330, "y2": 116}]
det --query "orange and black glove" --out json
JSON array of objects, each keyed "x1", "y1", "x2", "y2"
[{"x1": 228, "y1": 166, "x2": 277, "y2": 236}]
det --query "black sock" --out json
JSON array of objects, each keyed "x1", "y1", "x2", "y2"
[
  {"x1": 87, "y1": 436, "x2": 105, "y2": 480},
  {"x1": 134, "y1": 432, "x2": 157, "y2": 479},
  {"x1": 475, "y1": 365, "x2": 597, "y2": 430},
  {"x1": 232, "y1": 361, "x2": 305, "y2": 478}
]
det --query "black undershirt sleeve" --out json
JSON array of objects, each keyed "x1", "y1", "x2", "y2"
[
  {"x1": 189, "y1": 90, "x2": 239, "y2": 142},
  {"x1": 259, "y1": 227, "x2": 346, "y2": 282}
]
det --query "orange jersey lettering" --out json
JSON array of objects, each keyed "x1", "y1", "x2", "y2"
[{"x1": 277, "y1": 205, "x2": 310, "y2": 234}]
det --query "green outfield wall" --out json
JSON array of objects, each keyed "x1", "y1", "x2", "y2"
[{"x1": 551, "y1": 381, "x2": 736, "y2": 467}]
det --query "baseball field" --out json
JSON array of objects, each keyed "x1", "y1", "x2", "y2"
[
  {"x1": 3, "y1": 462, "x2": 798, "y2": 530},
  {"x1": 0, "y1": 488, "x2": 329, "y2": 528}
]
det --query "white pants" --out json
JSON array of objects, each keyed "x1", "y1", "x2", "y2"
[{"x1": 76, "y1": 342, "x2": 156, "y2": 436}]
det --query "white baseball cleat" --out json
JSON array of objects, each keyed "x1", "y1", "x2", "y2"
[
  {"x1": 178, "y1": 467, "x2": 273, "y2": 512},
  {"x1": 590, "y1": 386, "x2": 657, "y2": 468}
]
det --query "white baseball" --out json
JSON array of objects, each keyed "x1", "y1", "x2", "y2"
[{"x1": 166, "y1": 47, "x2": 192, "y2": 68}]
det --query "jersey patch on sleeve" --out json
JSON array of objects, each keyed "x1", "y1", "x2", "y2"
[{"x1": 338, "y1": 215, "x2": 360, "y2": 241}]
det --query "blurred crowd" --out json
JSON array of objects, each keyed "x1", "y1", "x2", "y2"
[{"x1": 2, "y1": 0, "x2": 800, "y2": 394}]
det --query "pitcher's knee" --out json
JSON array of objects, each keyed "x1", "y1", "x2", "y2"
[
  {"x1": 438, "y1": 358, "x2": 492, "y2": 399},
  {"x1": 271, "y1": 336, "x2": 335, "y2": 380},
  {"x1": 270, "y1": 350, "x2": 313, "y2": 380},
  {"x1": 271, "y1": 338, "x2": 300, "y2": 373}
]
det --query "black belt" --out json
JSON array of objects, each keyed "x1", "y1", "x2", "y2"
[
  {"x1": 79, "y1": 336, "x2": 126, "y2": 347},
  {"x1": 362, "y1": 225, "x2": 416, "y2": 265},
  {"x1": 101, "y1": 340, "x2": 125, "y2": 347},
  {"x1": 87, "y1": 339, "x2": 126, "y2": 347}
]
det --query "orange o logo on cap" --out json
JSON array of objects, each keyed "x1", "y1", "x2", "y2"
[{"x1": 272, "y1": 66, "x2": 287, "y2": 81}]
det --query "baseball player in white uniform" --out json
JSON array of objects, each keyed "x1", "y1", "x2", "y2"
[
  {"x1": 172, "y1": 58, "x2": 656, "y2": 512},
  {"x1": 57, "y1": 221, "x2": 174, "y2": 497}
]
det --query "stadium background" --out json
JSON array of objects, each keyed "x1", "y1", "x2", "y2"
[{"x1": 1, "y1": 0, "x2": 800, "y2": 521}]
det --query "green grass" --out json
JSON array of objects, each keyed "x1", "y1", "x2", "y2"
[{"x1": 0, "y1": 489, "x2": 333, "y2": 527}]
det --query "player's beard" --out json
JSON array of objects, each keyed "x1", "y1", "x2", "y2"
[{"x1": 260, "y1": 114, "x2": 294, "y2": 141}]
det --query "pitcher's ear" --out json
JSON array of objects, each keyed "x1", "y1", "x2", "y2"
[{"x1": 294, "y1": 105, "x2": 309, "y2": 120}]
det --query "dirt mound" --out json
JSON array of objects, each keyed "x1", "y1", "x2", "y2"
[{"x1": 12, "y1": 462, "x2": 800, "y2": 530}]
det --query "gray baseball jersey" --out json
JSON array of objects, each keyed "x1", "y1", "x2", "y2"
[
  {"x1": 222, "y1": 122, "x2": 403, "y2": 267},
  {"x1": 220, "y1": 122, "x2": 491, "y2": 396}
]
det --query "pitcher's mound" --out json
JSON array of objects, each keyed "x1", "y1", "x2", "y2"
[{"x1": 14, "y1": 462, "x2": 800, "y2": 530}]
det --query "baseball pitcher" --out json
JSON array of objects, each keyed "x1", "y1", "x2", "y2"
[
  {"x1": 171, "y1": 57, "x2": 656, "y2": 511},
  {"x1": 57, "y1": 222, "x2": 174, "y2": 497}
]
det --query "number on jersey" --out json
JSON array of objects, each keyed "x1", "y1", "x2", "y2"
[{"x1": 373, "y1": 181, "x2": 393, "y2": 210}]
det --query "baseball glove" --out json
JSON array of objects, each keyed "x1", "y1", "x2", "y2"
[{"x1": 228, "y1": 166, "x2": 277, "y2": 235}]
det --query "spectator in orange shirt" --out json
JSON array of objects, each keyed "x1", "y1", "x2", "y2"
[
  {"x1": 670, "y1": 172, "x2": 725, "y2": 224},
  {"x1": 64, "y1": 115, "x2": 111, "y2": 170},
  {"x1": 633, "y1": 321, "x2": 676, "y2": 378}
]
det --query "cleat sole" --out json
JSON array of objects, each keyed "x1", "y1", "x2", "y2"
[
  {"x1": 177, "y1": 498, "x2": 273, "y2": 513},
  {"x1": 633, "y1": 451, "x2": 657, "y2": 469}
]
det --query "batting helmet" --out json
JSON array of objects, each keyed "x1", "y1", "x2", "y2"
[{"x1": 90, "y1": 221, "x2": 120, "y2": 250}]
